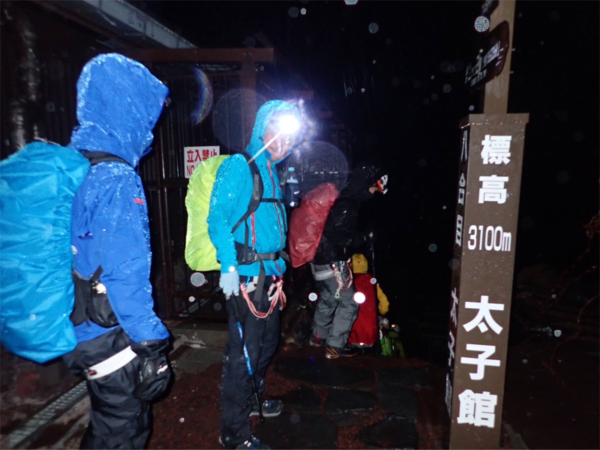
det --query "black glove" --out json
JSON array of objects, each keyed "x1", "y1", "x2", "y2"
[{"x1": 131, "y1": 339, "x2": 172, "y2": 402}]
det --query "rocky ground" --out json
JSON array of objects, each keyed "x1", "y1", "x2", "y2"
[{"x1": 1, "y1": 312, "x2": 598, "y2": 449}]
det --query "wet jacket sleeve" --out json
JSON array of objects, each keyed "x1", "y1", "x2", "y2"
[
  {"x1": 377, "y1": 283, "x2": 389, "y2": 315},
  {"x1": 207, "y1": 155, "x2": 248, "y2": 274},
  {"x1": 92, "y1": 176, "x2": 169, "y2": 343}
]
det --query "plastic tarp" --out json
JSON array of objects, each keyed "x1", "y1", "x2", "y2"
[
  {"x1": 0, "y1": 142, "x2": 89, "y2": 363},
  {"x1": 289, "y1": 183, "x2": 339, "y2": 268},
  {"x1": 185, "y1": 155, "x2": 228, "y2": 271}
]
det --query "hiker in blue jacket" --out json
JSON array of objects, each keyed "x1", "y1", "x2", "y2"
[
  {"x1": 63, "y1": 53, "x2": 171, "y2": 449},
  {"x1": 208, "y1": 100, "x2": 301, "y2": 449}
]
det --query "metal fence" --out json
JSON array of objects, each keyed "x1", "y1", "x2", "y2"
[{"x1": 142, "y1": 66, "x2": 250, "y2": 319}]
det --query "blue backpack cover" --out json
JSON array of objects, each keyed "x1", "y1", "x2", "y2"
[{"x1": 0, "y1": 141, "x2": 90, "y2": 363}]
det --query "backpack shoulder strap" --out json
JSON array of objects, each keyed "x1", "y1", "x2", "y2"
[
  {"x1": 232, "y1": 152, "x2": 263, "y2": 233},
  {"x1": 82, "y1": 151, "x2": 131, "y2": 167}
]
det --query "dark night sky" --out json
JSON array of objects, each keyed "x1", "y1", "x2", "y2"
[{"x1": 138, "y1": 1, "x2": 599, "y2": 323}]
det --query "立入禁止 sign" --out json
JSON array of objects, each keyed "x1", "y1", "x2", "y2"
[{"x1": 184, "y1": 146, "x2": 220, "y2": 178}]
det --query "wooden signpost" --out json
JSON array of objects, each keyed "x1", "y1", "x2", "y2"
[{"x1": 446, "y1": 1, "x2": 530, "y2": 448}]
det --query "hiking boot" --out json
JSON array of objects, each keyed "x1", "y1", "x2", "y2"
[
  {"x1": 219, "y1": 435, "x2": 270, "y2": 449},
  {"x1": 309, "y1": 335, "x2": 326, "y2": 348},
  {"x1": 325, "y1": 345, "x2": 358, "y2": 359},
  {"x1": 250, "y1": 399, "x2": 284, "y2": 418}
]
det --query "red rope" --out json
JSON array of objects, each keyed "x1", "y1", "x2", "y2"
[
  {"x1": 239, "y1": 276, "x2": 286, "y2": 319},
  {"x1": 333, "y1": 260, "x2": 354, "y2": 290}
]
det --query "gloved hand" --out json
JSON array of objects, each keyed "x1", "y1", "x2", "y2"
[
  {"x1": 363, "y1": 224, "x2": 376, "y2": 243},
  {"x1": 131, "y1": 339, "x2": 172, "y2": 402},
  {"x1": 220, "y1": 269, "x2": 240, "y2": 298},
  {"x1": 377, "y1": 283, "x2": 389, "y2": 315}
]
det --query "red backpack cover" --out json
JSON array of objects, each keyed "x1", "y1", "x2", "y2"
[
  {"x1": 289, "y1": 183, "x2": 339, "y2": 268},
  {"x1": 348, "y1": 273, "x2": 378, "y2": 347}
]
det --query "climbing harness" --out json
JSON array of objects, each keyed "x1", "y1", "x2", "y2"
[
  {"x1": 239, "y1": 276, "x2": 287, "y2": 319},
  {"x1": 331, "y1": 260, "x2": 353, "y2": 299}
]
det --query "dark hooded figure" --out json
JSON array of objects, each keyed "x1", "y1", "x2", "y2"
[
  {"x1": 310, "y1": 162, "x2": 388, "y2": 359},
  {"x1": 63, "y1": 53, "x2": 171, "y2": 449}
]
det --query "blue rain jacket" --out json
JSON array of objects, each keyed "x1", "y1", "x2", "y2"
[
  {"x1": 208, "y1": 101, "x2": 300, "y2": 277},
  {"x1": 69, "y1": 53, "x2": 169, "y2": 343}
]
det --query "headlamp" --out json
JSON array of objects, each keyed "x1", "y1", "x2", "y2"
[
  {"x1": 248, "y1": 113, "x2": 302, "y2": 164},
  {"x1": 278, "y1": 115, "x2": 301, "y2": 135}
]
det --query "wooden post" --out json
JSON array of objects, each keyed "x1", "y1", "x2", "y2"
[
  {"x1": 447, "y1": 114, "x2": 528, "y2": 449},
  {"x1": 447, "y1": 1, "x2": 530, "y2": 448},
  {"x1": 483, "y1": 0, "x2": 516, "y2": 114},
  {"x1": 240, "y1": 52, "x2": 258, "y2": 150}
]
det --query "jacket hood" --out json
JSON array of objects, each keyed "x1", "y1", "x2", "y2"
[
  {"x1": 351, "y1": 253, "x2": 369, "y2": 274},
  {"x1": 245, "y1": 100, "x2": 301, "y2": 166},
  {"x1": 343, "y1": 161, "x2": 384, "y2": 201},
  {"x1": 69, "y1": 53, "x2": 168, "y2": 167}
]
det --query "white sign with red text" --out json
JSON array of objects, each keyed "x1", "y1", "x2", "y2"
[{"x1": 184, "y1": 146, "x2": 220, "y2": 178}]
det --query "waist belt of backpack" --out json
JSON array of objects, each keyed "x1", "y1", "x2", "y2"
[
  {"x1": 235, "y1": 241, "x2": 288, "y2": 300},
  {"x1": 72, "y1": 266, "x2": 120, "y2": 328},
  {"x1": 84, "y1": 346, "x2": 137, "y2": 381}
]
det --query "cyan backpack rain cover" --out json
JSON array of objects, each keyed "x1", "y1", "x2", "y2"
[{"x1": 0, "y1": 142, "x2": 89, "y2": 363}]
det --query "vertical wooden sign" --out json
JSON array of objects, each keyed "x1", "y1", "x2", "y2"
[{"x1": 446, "y1": 114, "x2": 529, "y2": 449}]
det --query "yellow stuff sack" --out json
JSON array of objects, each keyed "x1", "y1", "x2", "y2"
[{"x1": 184, "y1": 155, "x2": 229, "y2": 271}]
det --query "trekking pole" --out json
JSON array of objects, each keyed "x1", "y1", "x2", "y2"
[
  {"x1": 231, "y1": 297, "x2": 264, "y2": 423},
  {"x1": 368, "y1": 232, "x2": 382, "y2": 353},
  {"x1": 368, "y1": 231, "x2": 376, "y2": 278},
  {"x1": 237, "y1": 323, "x2": 264, "y2": 423}
]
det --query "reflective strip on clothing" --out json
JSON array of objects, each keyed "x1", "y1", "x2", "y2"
[
  {"x1": 85, "y1": 346, "x2": 137, "y2": 380},
  {"x1": 311, "y1": 263, "x2": 335, "y2": 281}
]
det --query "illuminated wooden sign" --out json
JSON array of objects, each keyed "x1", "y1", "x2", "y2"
[
  {"x1": 465, "y1": 21, "x2": 510, "y2": 91},
  {"x1": 447, "y1": 114, "x2": 529, "y2": 449}
]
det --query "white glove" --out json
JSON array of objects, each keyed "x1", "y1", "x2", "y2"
[{"x1": 220, "y1": 270, "x2": 240, "y2": 298}]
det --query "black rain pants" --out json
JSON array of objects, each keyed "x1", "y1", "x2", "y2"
[
  {"x1": 220, "y1": 278, "x2": 280, "y2": 444},
  {"x1": 64, "y1": 327, "x2": 151, "y2": 449}
]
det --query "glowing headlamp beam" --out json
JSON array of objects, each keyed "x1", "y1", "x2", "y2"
[
  {"x1": 248, "y1": 130, "x2": 283, "y2": 164},
  {"x1": 278, "y1": 115, "x2": 301, "y2": 134},
  {"x1": 247, "y1": 115, "x2": 301, "y2": 164}
]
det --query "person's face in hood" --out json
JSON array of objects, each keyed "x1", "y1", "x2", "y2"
[
  {"x1": 247, "y1": 100, "x2": 301, "y2": 166},
  {"x1": 262, "y1": 120, "x2": 297, "y2": 162}
]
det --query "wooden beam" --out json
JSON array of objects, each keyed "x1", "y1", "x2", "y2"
[
  {"x1": 483, "y1": 0, "x2": 516, "y2": 114},
  {"x1": 123, "y1": 47, "x2": 275, "y2": 64},
  {"x1": 240, "y1": 54, "x2": 258, "y2": 148}
]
